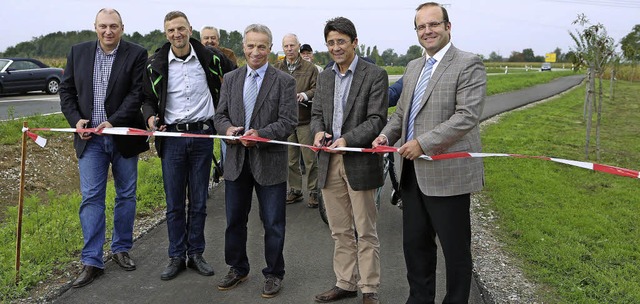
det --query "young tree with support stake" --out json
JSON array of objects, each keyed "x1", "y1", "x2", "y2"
[{"x1": 569, "y1": 14, "x2": 616, "y2": 161}]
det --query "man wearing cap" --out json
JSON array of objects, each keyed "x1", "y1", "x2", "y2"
[
  {"x1": 274, "y1": 33, "x2": 321, "y2": 208},
  {"x1": 300, "y1": 43, "x2": 323, "y2": 72}
]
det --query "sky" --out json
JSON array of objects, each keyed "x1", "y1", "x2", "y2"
[{"x1": 2, "y1": 0, "x2": 639, "y2": 58}]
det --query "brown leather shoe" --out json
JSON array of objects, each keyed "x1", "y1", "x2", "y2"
[
  {"x1": 72, "y1": 265, "x2": 104, "y2": 288},
  {"x1": 307, "y1": 192, "x2": 319, "y2": 208},
  {"x1": 112, "y1": 252, "x2": 136, "y2": 271},
  {"x1": 315, "y1": 286, "x2": 358, "y2": 303},
  {"x1": 218, "y1": 268, "x2": 248, "y2": 291},
  {"x1": 261, "y1": 276, "x2": 282, "y2": 298},
  {"x1": 363, "y1": 292, "x2": 380, "y2": 304},
  {"x1": 286, "y1": 189, "x2": 303, "y2": 204}
]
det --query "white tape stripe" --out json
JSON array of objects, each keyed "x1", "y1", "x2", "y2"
[
  {"x1": 25, "y1": 127, "x2": 640, "y2": 180},
  {"x1": 550, "y1": 158, "x2": 594, "y2": 170}
]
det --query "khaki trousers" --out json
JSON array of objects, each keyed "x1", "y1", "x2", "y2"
[
  {"x1": 287, "y1": 123, "x2": 318, "y2": 193},
  {"x1": 321, "y1": 154, "x2": 380, "y2": 293}
]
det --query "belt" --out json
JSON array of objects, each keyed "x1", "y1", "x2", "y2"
[{"x1": 166, "y1": 120, "x2": 211, "y2": 132}]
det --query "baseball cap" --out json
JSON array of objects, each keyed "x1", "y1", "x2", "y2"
[{"x1": 300, "y1": 44, "x2": 313, "y2": 52}]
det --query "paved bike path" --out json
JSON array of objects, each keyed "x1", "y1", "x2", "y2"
[{"x1": 54, "y1": 75, "x2": 584, "y2": 304}]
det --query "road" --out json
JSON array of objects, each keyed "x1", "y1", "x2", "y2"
[
  {"x1": 45, "y1": 74, "x2": 585, "y2": 304},
  {"x1": 0, "y1": 92, "x2": 60, "y2": 121}
]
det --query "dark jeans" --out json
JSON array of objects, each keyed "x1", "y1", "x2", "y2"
[
  {"x1": 224, "y1": 157, "x2": 286, "y2": 279},
  {"x1": 161, "y1": 131, "x2": 213, "y2": 258},
  {"x1": 401, "y1": 160, "x2": 472, "y2": 304}
]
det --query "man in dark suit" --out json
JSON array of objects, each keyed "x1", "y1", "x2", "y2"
[
  {"x1": 213, "y1": 24, "x2": 297, "y2": 299},
  {"x1": 59, "y1": 8, "x2": 149, "y2": 288},
  {"x1": 372, "y1": 2, "x2": 486, "y2": 303},
  {"x1": 142, "y1": 11, "x2": 235, "y2": 281},
  {"x1": 310, "y1": 17, "x2": 388, "y2": 304}
]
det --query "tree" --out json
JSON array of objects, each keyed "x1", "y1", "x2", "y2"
[
  {"x1": 620, "y1": 24, "x2": 640, "y2": 62},
  {"x1": 381, "y1": 48, "x2": 398, "y2": 66},
  {"x1": 507, "y1": 51, "x2": 524, "y2": 62},
  {"x1": 551, "y1": 47, "x2": 562, "y2": 62},
  {"x1": 488, "y1": 51, "x2": 503, "y2": 62},
  {"x1": 522, "y1": 48, "x2": 536, "y2": 62},
  {"x1": 569, "y1": 14, "x2": 616, "y2": 160}
]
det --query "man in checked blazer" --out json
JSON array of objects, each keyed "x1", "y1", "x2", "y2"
[
  {"x1": 213, "y1": 24, "x2": 297, "y2": 298},
  {"x1": 310, "y1": 17, "x2": 388, "y2": 304},
  {"x1": 372, "y1": 2, "x2": 486, "y2": 303}
]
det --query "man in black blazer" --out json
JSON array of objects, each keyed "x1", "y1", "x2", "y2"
[{"x1": 59, "y1": 8, "x2": 149, "y2": 288}]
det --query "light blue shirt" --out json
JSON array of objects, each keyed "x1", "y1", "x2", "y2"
[{"x1": 331, "y1": 55, "x2": 359, "y2": 139}]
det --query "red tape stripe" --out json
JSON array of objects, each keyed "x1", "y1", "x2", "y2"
[{"x1": 25, "y1": 127, "x2": 640, "y2": 180}]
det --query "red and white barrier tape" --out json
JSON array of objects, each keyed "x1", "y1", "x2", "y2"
[{"x1": 23, "y1": 127, "x2": 640, "y2": 179}]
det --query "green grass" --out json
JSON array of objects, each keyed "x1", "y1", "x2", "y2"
[
  {"x1": 0, "y1": 150, "x2": 166, "y2": 300},
  {"x1": 0, "y1": 115, "x2": 68, "y2": 145},
  {"x1": 481, "y1": 80, "x2": 640, "y2": 303},
  {"x1": 0, "y1": 115, "x2": 168, "y2": 300},
  {"x1": 383, "y1": 65, "x2": 405, "y2": 75},
  {"x1": 486, "y1": 70, "x2": 576, "y2": 95}
]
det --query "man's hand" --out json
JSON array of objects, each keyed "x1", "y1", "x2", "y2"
[
  {"x1": 371, "y1": 135, "x2": 388, "y2": 149},
  {"x1": 314, "y1": 132, "x2": 332, "y2": 147},
  {"x1": 296, "y1": 93, "x2": 305, "y2": 103},
  {"x1": 225, "y1": 126, "x2": 244, "y2": 145},
  {"x1": 94, "y1": 121, "x2": 113, "y2": 135},
  {"x1": 76, "y1": 119, "x2": 91, "y2": 141},
  {"x1": 327, "y1": 138, "x2": 347, "y2": 154},
  {"x1": 239, "y1": 129, "x2": 259, "y2": 147},
  {"x1": 398, "y1": 139, "x2": 425, "y2": 161},
  {"x1": 147, "y1": 116, "x2": 165, "y2": 131}
]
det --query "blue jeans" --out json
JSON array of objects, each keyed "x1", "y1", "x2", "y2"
[
  {"x1": 161, "y1": 132, "x2": 213, "y2": 258},
  {"x1": 78, "y1": 135, "x2": 138, "y2": 268},
  {"x1": 224, "y1": 158, "x2": 286, "y2": 279}
]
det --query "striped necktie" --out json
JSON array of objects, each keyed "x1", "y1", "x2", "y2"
[
  {"x1": 244, "y1": 70, "x2": 259, "y2": 130},
  {"x1": 407, "y1": 57, "x2": 436, "y2": 141}
]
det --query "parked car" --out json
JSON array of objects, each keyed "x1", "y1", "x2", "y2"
[
  {"x1": 541, "y1": 62, "x2": 552, "y2": 71},
  {"x1": 0, "y1": 58, "x2": 64, "y2": 95}
]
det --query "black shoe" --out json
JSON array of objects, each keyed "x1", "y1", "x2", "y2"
[
  {"x1": 112, "y1": 252, "x2": 136, "y2": 271},
  {"x1": 160, "y1": 257, "x2": 186, "y2": 281},
  {"x1": 217, "y1": 268, "x2": 248, "y2": 291},
  {"x1": 261, "y1": 276, "x2": 282, "y2": 298},
  {"x1": 187, "y1": 253, "x2": 215, "y2": 276},
  {"x1": 72, "y1": 265, "x2": 104, "y2": 288}
]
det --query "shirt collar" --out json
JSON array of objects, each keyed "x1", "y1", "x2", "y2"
[
  {"x1": 247, "y1": 63, "x2": 269, "y2": 79},
  {"x1": 426, "y1": 41, "x2": 451, "y2": 64},
  {"x1": 96, "y1": 40, "x2": 120, "y2": 56},
  {"x1": 168, "y1": 43, "x2": 197, "y2": 63},
  {"x1": 332, "y1": 55, "x2": 359, "y2": 77}
]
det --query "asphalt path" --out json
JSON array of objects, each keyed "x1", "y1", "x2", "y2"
[
  {"x1": 0, "y1": 93, "x2": 61, "y2": 121},
  {"x1": 53, "y1": 75, "x2": 584, "y2": 304}
]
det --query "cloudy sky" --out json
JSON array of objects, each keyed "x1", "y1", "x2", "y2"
[{"x1": 2, "y1": 0, "x2": 638, "y2": 58}]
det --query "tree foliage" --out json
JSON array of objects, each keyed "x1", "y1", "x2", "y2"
[{"x1": 620, "y1": 24, "x2": 640, "y2": 62}]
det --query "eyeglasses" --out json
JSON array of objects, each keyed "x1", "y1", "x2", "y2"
[
  {"x1": 415, "y1": 21, "x2": 446, "y2": 32},
  {"x1": 325, "y1": 39, "x2": 350, "y2": 47}
]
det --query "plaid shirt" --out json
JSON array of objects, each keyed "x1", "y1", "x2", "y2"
[{"x1": 91, "y1": 43, "x2": 118, "y2": 127}]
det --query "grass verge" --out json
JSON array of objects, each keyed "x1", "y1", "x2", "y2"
[{"x1": 481, "y1": 80, "x2": 640, "y2": 303}]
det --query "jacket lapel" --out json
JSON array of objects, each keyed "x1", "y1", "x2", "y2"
[
  {"x1": 421, "y1": 46, "x2": 455, "y2": 105},
  {"x1": 250, "y1": 65, "x2": 275, "y2": 123},
  {"x1": 106, "y1": 41, "x2": 128, "y2": 101},
  {"x1": 342, "y1": 59, "x2": 366, "y2": 123}
]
